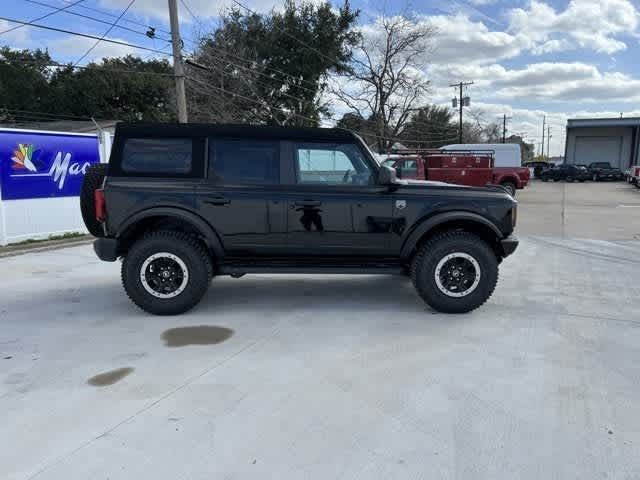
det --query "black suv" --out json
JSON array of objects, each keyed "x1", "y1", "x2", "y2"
[
  {"x1": 588, "y1": 162, "x2": 623, "y2": 181},
  {"x1": 540, "y1": 163, "x2": 589, "y2": 182},
  {"x1": 81, "y1": 123, "x2": 518, "y2": 315}
]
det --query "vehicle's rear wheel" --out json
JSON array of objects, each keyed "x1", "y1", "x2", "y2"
[
  {"x1": 80, "y1": 163, "x2": 108, "y2": 237},
  {"x1": 122, "y1": 231, "x2": 213, "y2": 315},
  {"x1": 410, "y1": 231, "x2": 498, "y2": 313},
  {"x1": 501, "y1": 181, "x2": 516, "y2": 196}
]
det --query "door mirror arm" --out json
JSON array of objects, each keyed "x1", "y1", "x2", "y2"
[{"x1": 377, "y1": 165, "x2": 397, "y2": 186}]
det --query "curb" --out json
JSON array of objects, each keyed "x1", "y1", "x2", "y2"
[{"x1": 0, "y1": 237, "x2": 94, "y2": 259}]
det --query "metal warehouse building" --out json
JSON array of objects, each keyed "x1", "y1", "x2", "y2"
[{"x1": 564, "y1": 117, "x2": 640, "y2": 169}]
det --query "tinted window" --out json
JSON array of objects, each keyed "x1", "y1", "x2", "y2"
[
  {"x1": 295, "y1": 143, "x2": 372, "y2": 186},
  {"x1": 210, "y1": 139, "x2": 279, "y2": 184},
  {"x1": 121, "y1": 138, "x2": 192, "y2": 174}
]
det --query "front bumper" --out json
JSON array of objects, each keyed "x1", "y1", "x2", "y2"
[
  {"x1": 500, "y1": 235, "x2": 519, "y2": 258},
  {"x1": 93, "y1": 237, "x2": 119, "y2": 262}
]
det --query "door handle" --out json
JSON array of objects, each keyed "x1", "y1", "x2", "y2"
[
  {"x1": 205, "y1": 197, "x2": 230, "y2": 206},
  {"x1": 293, "y1": 200, "x2": 322, "y2": 207}
]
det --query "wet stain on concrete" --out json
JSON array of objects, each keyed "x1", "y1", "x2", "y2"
[
  {"x1": 161, "y1": 326, "x2": 234, "y2": 348},
  {"x1": 87, "y1": 367, "x2": 134, "y2": 387}
]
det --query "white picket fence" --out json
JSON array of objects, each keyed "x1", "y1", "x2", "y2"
[{"x1": 0, "y1": 129, "x2": 112, "y2": 246}]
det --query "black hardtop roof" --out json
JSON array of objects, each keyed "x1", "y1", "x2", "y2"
[{"x1": 115, "y1": 122, "x2": 357, "y2": 142}]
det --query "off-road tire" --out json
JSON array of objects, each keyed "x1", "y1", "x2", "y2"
[
  {"x1": 80, "y1": 163, "x2": 108, "y2": 237},
  {"x1": 501, "y1": 181, "x2": 516, "y2": 196},
  {"x1": 410, "y1": 231, "x2": 499, "y2": 314},
  {"x1": 122, "y1": 231, "x2": 213, "y2": 315}
]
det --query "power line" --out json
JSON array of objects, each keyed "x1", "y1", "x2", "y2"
[
  {"x1": 0, "y1": 15, "x2": 174, "y2": 56},
  {"x1": 179, "y1": 0, "x2": 201, "y2": 26},
  {"x1": 230, "y1": 0, "x2": 346, "y2": 68},
  {"x1": 59, "y1": 0, "x2": 171, "y2": 36},
  {"x1": 23, "y1": 0, "x2": 171, "y2": 42},
  {"x1": 73, "y1": 0, "x2": 136, "y2": 67},
  {"x1": 4, "y1": 57, "x2": 175, "y2": 77},
  {"x1": 1, "y1": 108, "x2": 94, "y2": 120},
  {"x1": 0, "y1": 0, "x2": 85, "y2": 36},
  {"x1": 187, "y1": 75, "x2": 460, "y2": 145}
]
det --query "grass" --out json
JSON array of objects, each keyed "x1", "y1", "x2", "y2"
[{"x1": 7, "y1": 232, "x2": 88, "y2": 247}]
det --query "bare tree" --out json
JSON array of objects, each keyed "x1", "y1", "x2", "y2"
[{"x1": 332, "y1": 15, "x2": 435, "y2": 152}]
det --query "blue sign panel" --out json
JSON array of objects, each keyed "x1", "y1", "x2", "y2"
[{"x1": 0, "y1": 129, "x2": 101, "y2": 200}]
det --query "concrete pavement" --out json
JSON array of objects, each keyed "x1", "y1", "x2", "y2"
[{"x1": 1, "y1": 234, "x2": 639, "y2": 480}]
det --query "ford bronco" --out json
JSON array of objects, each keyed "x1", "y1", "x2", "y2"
[{"x1": 81, "y1": 123, "x2": 518, "y2": 315}]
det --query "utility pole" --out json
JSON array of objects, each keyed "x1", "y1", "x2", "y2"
[
  {"x1": 450, "y1": 81, "x2": 473, "y2": 143},
  {"x1": 501, "y1": 114, "x2": 511, "y2": 143},
  {"x1": 168, "y1": 0, "x2": 188, "y2": 123},
  {"x1": 541, "y1": 115, "x2": 546, "y2": 158},
  {"x1": 547, "y1": 125, "x2": 552, "y2": 158}
]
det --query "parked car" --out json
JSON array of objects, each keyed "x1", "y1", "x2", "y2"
[
  {"x1": 523, "y1": 160, "x2": 551, "y2": 179},
  {"x1": 588, "y1": 162, "x2": 623, "y2": 181},
  {"x1": 441, "y1": 143, "x2": 530, "y2": 196},
  {"x1": 624, "y1": 165, "x2": 640, "y2": 185},
  {"x1": 540, "y1": 164, "x2": 590, "y2": 182},
  {"x1": 81, "y1": 123, "x2": 519, "y2": 316}
]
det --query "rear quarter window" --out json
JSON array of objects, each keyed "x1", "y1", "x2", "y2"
[{"x1": 121, "y1": 138, "x2": 193, "y2": 175}]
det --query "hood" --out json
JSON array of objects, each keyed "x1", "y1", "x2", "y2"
[
  {"x1": 392, "y1": 179, "x2": 512, "y2": 198},
  {"x1": 398, "y1": 179, "x2": 468, "y2": 188}
]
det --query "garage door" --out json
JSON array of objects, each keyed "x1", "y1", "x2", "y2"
[{"x1": 574, "y1": 136, "x2": 622, "y2": 168}]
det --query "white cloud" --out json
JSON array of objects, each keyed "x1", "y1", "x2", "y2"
[
  {"x1": 428, "y1": 14, "x2": 529, "y2": 65},
  {"x1": 0, "y1": 20, "x2": 33, "y2": 48},
  {"x1": 508, "y1": 0, "x2": 640, "y2": 54},
  {"x1": 98, "y1": 0, "x2": 315, "y2": 22}
]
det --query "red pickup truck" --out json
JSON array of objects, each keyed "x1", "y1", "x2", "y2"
[{"x1": 381, "y1": 145, "x2": 530, "y2": 196}]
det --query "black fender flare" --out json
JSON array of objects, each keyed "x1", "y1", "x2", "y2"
[
  {"x1": 400, "y1": 211, "x2": 503, "y2": 260},
  {"x1": 116, "y1": 207, "x2": 224, "y2": 259}
]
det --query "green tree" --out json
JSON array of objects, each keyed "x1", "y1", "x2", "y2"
[
  {"x1": 336, "y1": 112, "x2": 377, "y2": 146},
  {"x1": 187, "y1": 0, "x2": 359, "y2": 126},
  {"x1": 0, "y1": 47, "x2": 53, "y2": 115},
  {"x1": 1, "y1": 47, "x2": 174, "y2": 122},
  {"x1": 400, "y1": 105, "x2": 458, "y2": 149},
  {"x1": 46, "y1": 56, "x2": 174, "y2": 121}
]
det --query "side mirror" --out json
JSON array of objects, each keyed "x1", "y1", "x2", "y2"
[{"x1": 378, "y1": 165, "x2": 397, "y2": 185}]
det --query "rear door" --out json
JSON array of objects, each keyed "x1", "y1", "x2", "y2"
[
  {"x1": 196, "y1": 138, "x2": 286, "y2": 255},
  {"x1": 284, "y1": 142, "x2": 393, "y2": 256}
]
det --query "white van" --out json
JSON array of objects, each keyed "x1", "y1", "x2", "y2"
[{"x1": 441, "y1": 143, "x2": 521, "y2": 167}]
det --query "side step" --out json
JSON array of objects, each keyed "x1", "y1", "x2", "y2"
[{"x1": 218, "y1": 257, "x2": 404, "y2": 275}]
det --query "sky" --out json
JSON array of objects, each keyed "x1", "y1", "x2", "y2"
[{"x1": 2, "y1": 0, "x2": 640, "y2": 155}]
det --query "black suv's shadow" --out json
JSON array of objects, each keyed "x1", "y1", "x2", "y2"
[{"x1": 199, "y1": 275, "x2": 429, "y2": 316}]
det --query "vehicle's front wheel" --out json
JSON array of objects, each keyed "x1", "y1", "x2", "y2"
[
  {"x1": 122, "y1": 231, "x2": 213, "y2": 315},
  {"x1": 410, "y1": 231, "x2": 498, "y2": 313}
]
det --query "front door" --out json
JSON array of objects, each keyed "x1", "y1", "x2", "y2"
[
  {"x1": 197, "y1": 138, "x2": 286, "y2": 255},
  {"x1": 285, "y1": 142, "x2": 393, "y2": 256}
]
